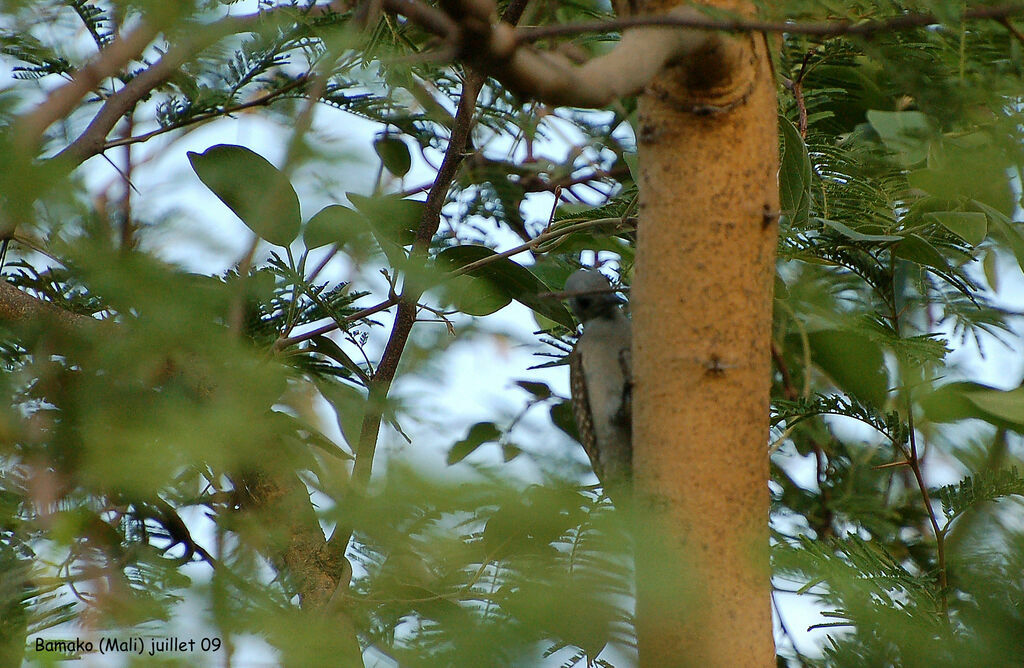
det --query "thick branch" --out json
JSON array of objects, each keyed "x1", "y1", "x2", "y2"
[
  {"x1": 13, "y1": 20, "x2": 162, "y2": 154},
  {"x1": 447, "y1": 2, "x2": 728, "y2": 107},
  {"x1": 0, "y1": 282, "x2": 96, "y2": 332},
  {"x1": 53, "y1": 14, "x2": 266, "y2": 166}
]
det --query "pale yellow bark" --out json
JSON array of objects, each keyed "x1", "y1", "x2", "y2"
[{"x1": 632, "y1": 1, "x2": 777, "y2": 665}]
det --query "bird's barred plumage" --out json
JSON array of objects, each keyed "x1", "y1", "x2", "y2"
[
  {"x1": 569, "y1": 345, "x2": 599, "y2": 478},
  {"x1": 565, "y1": 270, "x2": 632, "y2": 503},
  {"x1": 570, "y1": 345, "x2": 632, "y2": 487}
]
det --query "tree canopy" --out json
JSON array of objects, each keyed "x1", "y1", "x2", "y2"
[{"x1": 2, "y1": 1, "x2": 1024, "y2": 666}]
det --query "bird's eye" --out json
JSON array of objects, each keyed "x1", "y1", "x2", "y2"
[{"x1": 577, "y1": 297, "x2": 591, "y2": 310}]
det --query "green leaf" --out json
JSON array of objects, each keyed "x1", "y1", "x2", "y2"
[
  {"x1": 926, "y1": 211, "x2": 987, "y2": 246},
  {"x1": 920, "y1": 381, "x2": 994, "y2": 424},
  {"x1": 515, "y1": 380, "x2": 552, "y2": 400},
  {"x1": 818, "y1": 218, "x2": 902, "y2": 243},
  {"x1": 807, "y1": 330, "x2": 888, "y2": 407},
  {"x1": 501, "y1": 442, "x2": 522, "y2": 462},
  {"x1": 441, "y1": 273, "x2": 511, "y2": 317},
  {"x1": 310, "y1": 335, "x2": 370, "y2": 385},
  {"x1": 303, "y1": 205, "x2": 377, "y2": 261},
  {"x1": 893, "y1": 235, "x2": 952, "y2": 275},
  {"x1": 909, "y1": 141, "x2": 1014, "y2": 214},
  {"x1": 963, "y1": 386, "x2": 1024, "y2": 428},
  {"x1": 779, "y1": 115, "x2": 812, "y2": 227},
  {"x1": 935, "y1": 468, "x2": 1024, "y2": 521},
  {"x1": 623, "y1": 150, "x2": 639, "y2": 184},
  {"x1": 866, "y1": 110, "x2": 934, "y2": 165},
  {"x1": 434, "y1": 246, "x2": 575, "y2": 327},
  {"x1": 317, "y1": 379, "x2": 367, "y2": 450},
  {"x1": 447, "y1": 421, "x2": 502, "y2": 465},
  {"x1": 550, "y1": 400, "x2": 578, "y2": 441},
  {"x1": 976, "y1": 200, "x2": 1024, "y2": 275},
  {"x1": 983, "y1": 248, "x2": 999, "y2": 292},
  {"x1": 347, "y1": 193, "x2": 420, "y2": 247},
  {"x1": 373, "y1": 134, "x2": 412, "y2": 178},
  {"x1": 187, "y1": 144, "x2": 301, "y2": 247},
  {"x1": 921, "y1": 381, "x2": 1024, "y2": 432}
]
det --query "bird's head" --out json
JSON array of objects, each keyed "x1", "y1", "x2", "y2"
[{"x1": 565, "y1": 269, "x2": 624, "y2": 322}]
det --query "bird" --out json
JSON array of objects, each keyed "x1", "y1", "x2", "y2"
[{"x1": 565, "y1": 269, "x2": 632, "y2": 504}]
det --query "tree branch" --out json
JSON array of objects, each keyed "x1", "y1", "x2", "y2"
[
  {"x1": 513, "y1": 3, "x2": 1024, "y2": 42},
  {"x1": 375, "y1": 1, "x2": 1024, "y2": 109},
  {"x1": 326, "y1": 0, "x2": 532, "y2": 557},
  {"x1": 13, "y1": 20, "x2": 162, "y2": 154},
  {"x1": 100, "y1": 75, "x2": 311, "y2": 152},
  {"x1": 0, "y1": 282, "x2": 96, "y2": 332},
  {"x1": 345, "y1": 70, "x2": 482, "y2": 502},
  {"x1": 53, "y1": 14, "x2": 270, "y2": 166},
  {"x1": 441, "y1": 1, "x2": 728, "y2": 108}
]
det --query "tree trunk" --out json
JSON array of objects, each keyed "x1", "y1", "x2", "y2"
[{"x1": 632, "y1": 1, "x2": 778, "y2": 665}]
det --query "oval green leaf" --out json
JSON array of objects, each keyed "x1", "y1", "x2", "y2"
[
  {"x1": 188, "y1": 144, "x2": 301, "y2": 247},
  {"x1": 926, "y1": 211, "x2": 987, "y2": 246},
  {"x1": 435, "y1": 245, "x2": 574, "y2": 327},
  {"x1": 373, "y1": 134, "x2": 412, "y2": 178},
  {"x1": 303, "y1": 204, "x2": 378, "y2": 262},
  {"x1": 447, "y1": 421, "x2": 502, "y2": 465},
  {"x1": 779, "y1": 115, "x2": 812, "y2": 227}
]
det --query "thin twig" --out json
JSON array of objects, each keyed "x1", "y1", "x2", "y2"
[
  {"x1": 101, "y1": 76, "x2": 311, "y2": 152},
  {"x1": 273, "y1": 297, "x2": 400, "y2": 350},
  {"x1": 998, "y1": 16, "x2": 1024, "y2": 44},
  {"x1": 770, "y1": 340, "x2": 798, "y2": 401},
  {"x1": 326, "y1": 0, "x2": 533, "y2": 558},
  {"x1": 452, "y1": 217, "x2": 632, "y2": 278},
  {"x1": 513, "y1": 4, "x2": 1024, "y2": 43},
  {"x1": 275, "y1": 216, "x2": 630, "y2": 350},
  {"x1": 53, "y1": 12, "x2": 281, "y2": 166},
  {"x1": 905, "y1": 407, "x2": 948, "y2": 613}
]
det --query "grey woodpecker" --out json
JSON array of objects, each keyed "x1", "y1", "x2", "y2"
[{"x1": 566, "y1": 269, "x2": 632, "y2": 502}]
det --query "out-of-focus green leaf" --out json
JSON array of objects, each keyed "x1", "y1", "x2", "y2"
[
  {"x1": 434, "y1": 245, "x2": 574, "y2": 327},
  {"x1": 347, "y1": 192, "x2": 420, "y2": 247},
  {"x1": 447, "y1": 421, "x2": 502, "y2": 465},
  {"x1": 920, "y1": 381, "x2": 1024, "y2": 433},
  {"x1": 515, "y1": 380, "x2": 552, "y2": 400},
  {"x1": 926, "y1": 212, "x2": 987, "y2": 246},
  {"x1": 373, "y1": 134, "x2": 412, "y2": 178},
  {"x1": 317, "y1": 379, "x2": 366, "y2": 450},
  {"x1": 983, "y1": 249, "x2": 999, "y2": 292},
  {"x1": 963, "y1": 386, "x2": 1024, "y2": 429},
  {"x1": 976, "y1": 200, "x2": 1024, "y2": 275},
  {"x1": 550, "y1": 399, "x2": 578, "y2": 441},
  {"x1": 807, "y1": 329, "x2": 888, "y2": 407},
  {"x1": 187, "y1": 144, "x2": 301, "y2": 247},
  {"x1": 866, "y1": 110, "x2": 934, "y2": 165},
  {"x1": 909, "y1": 141, "x2": 1015, "y2": 215}
]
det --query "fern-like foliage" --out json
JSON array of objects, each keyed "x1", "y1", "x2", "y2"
[
  {"x1": 935, "y1": 467, "x2": 1024, "y2": 523},
  {"x1": 66, "y1": 0, "x2": 114, "y2": 51},
  {"x1": 772, "y1": 393, "x2": 909, "y2": 447},
  {"x1": 0, "y1": 31, "x2": 72, "y2": 79}
]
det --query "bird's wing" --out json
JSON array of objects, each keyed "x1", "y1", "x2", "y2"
[
  {"x1": 615, "y1": 346, "x2": 632, "y2": 429},
  {"x1": 569, "y1": 343, "x2": 604, "y2": 483}
]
